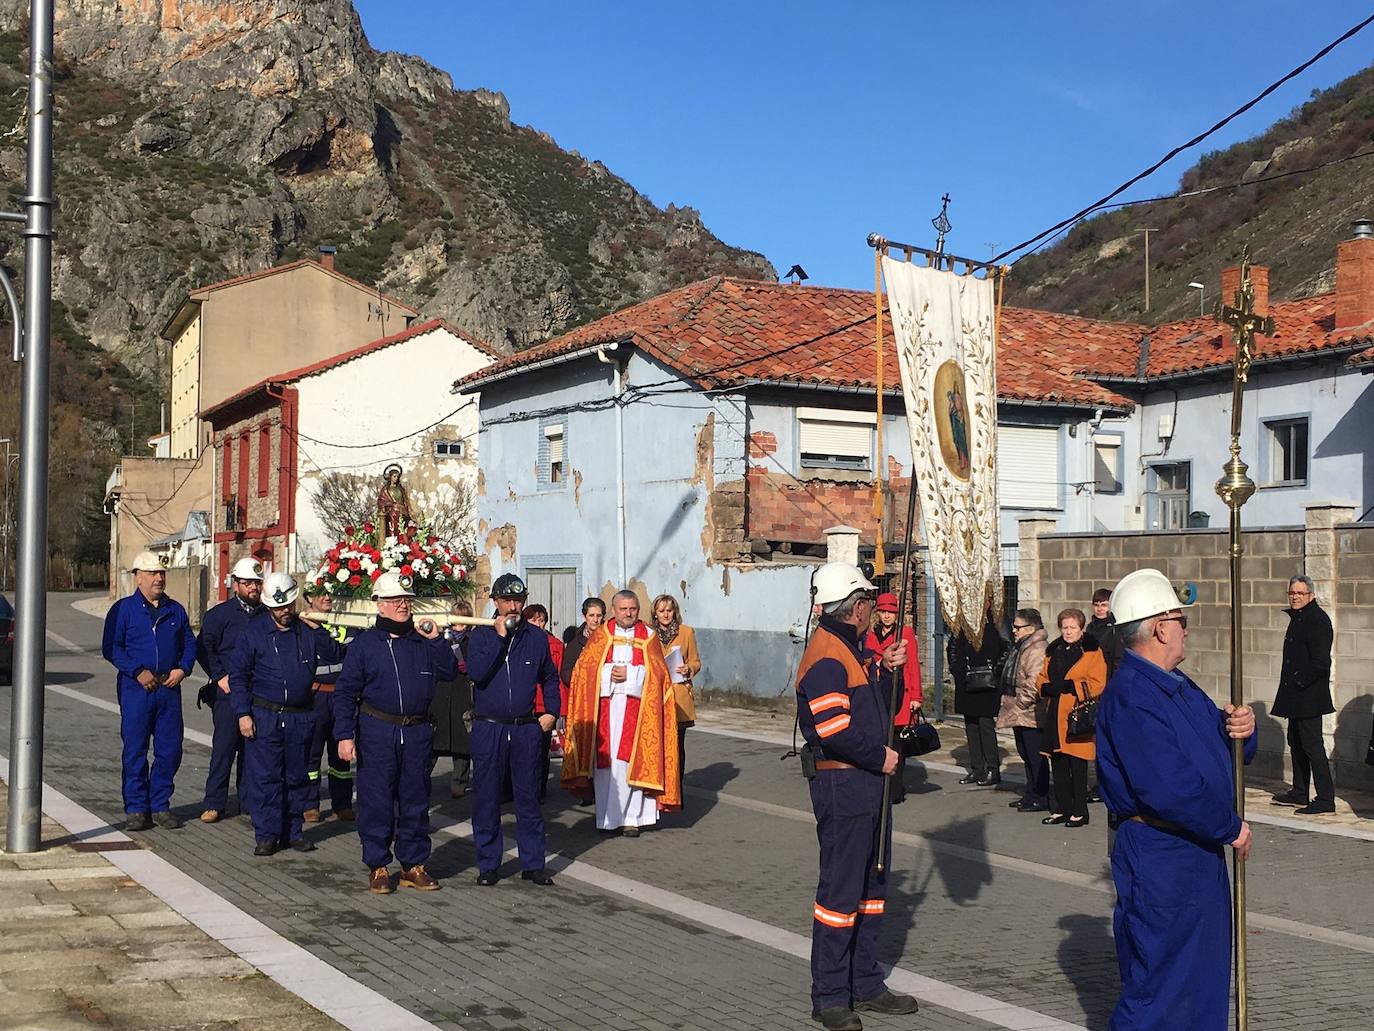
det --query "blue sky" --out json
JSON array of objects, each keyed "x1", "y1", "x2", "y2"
[{"x1": 352, "y1": 1, "x2": 1374, "y2": 290}]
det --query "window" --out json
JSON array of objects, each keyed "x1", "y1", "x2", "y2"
[
  {"x1": 257, "y1": 425, "x2": 270, "y2": 497},
  {"x1": 797, "y1": 407, "x2": 874, "y2": 470},
  {"x1": 1264, "y1": 417, "x2": 1309, "y2": 486},
  {"x1": 236, "y1": 431, "x2": 249, "y2": 525},
  {"x1": 1093, "y1": 436, "x2": 1123, "y2": 494},
  {"x1": 997, "y1": 425, "x2": 1060, "y2": 509},
  {"x1": 221, "y1": 436, "x2": 233, "y2": 498},
  {"x1": 1148, "y1": 462, "x2": 1190, "y2": 530},
  {"x1": 546, "y1": 426, "x2": 565, "y2": 482},
  {"x1": 433, "y1": 439, "x2": 466, "y2": 460}
]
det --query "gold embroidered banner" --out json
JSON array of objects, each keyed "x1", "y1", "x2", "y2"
[{"x1": 881, "y1": 257, "x2": 1002, "y2": 646}]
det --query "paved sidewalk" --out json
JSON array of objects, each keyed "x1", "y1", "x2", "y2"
[{"x1": 0, "y1": 789, "x2": 342, "y2": 1031}]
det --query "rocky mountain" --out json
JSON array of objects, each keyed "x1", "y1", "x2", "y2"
[
  {"x1": 1006, "y1": 63, "x2": 1374, "y2": 323},
  {"x1": 0, "y1": 0, "x2": 772, "y2": 577}
]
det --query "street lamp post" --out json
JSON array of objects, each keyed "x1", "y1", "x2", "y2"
[
  {"x1": 1188, "y1": 281, "x2": 1206, "y2": 316},
  {"x1": 0, "y1": 438, "x2": 15, "y2": 593}
]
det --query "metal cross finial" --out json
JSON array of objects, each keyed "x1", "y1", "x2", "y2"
[
  {"x1": 1220, "y1": 249, "x2": 1275, "y2": 387},
  {"x1": 931, "y1": 194, "x2": 952, "y2": 255}
]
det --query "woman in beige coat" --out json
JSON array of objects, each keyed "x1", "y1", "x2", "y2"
[
  {"x1": 653, "y1": 595, "x2": 701, "y2": 788},
  {"x1": 997, "y1": 609, "x2": 1050, "y2": 812}
]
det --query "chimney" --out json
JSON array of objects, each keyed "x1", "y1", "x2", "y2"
[
  {"x1": 1220, "y1": 262, "x2": 1269, "y2": 317},
  {"x1": 1335, "y1": 219, "x2": 1374, "y2": 330},
  {"x1": 318, "y1": 245, "x2": 337, "y2": 271}
]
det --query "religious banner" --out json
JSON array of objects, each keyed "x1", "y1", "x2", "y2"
[{"x1": 881, "y1": 256, "x2": 1001, "y2": 646}]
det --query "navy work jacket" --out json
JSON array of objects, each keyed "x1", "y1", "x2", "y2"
[
  {"x1": 229, "y1": 616, "x2": 342, "y2": 718},
  {"x1": 102, "y1": 592, "x2": 197, "y2": 692},
  {"x1": 310, "y1": 618, "x2": 354, "y2": 686},
  {"x1": 465, "y1": 621, "x2": 561, "y2": 720},
  {"x1": 196, "y1": 597, "x2": 267, "y2": 683},
  {"x1": 795, "y1": 617, "x2": 887, "y2": 773},
  {"x1": 1097, "y1": 649, "x2": 1258, "y2": 847},
  {"x1": 332, "y1": 626, "x2": 458, "y2": 739}
]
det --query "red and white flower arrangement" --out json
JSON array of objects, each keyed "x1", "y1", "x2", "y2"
[{"x1": 306, "y1": 522, "x2": 472, "y2": 600}]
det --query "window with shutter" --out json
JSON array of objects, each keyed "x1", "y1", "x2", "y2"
[
  {"x1": 545, "y1": 424, "x2": 565, "y2": 483},
  {"x1": 997, "y1": 426, "x2": 1060, "y2": 509},
  {"x1": 797, "y1": 408, "x2": 873, "y2": 470},
  {"x1": 1093, "y1": 438, "x2": 1123, "y2": 494}
]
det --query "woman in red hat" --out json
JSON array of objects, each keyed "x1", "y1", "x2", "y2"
[{"x1": 864, "y1": 592, "x2": 922, "y2": 803}]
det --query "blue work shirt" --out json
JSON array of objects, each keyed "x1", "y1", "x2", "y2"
[
  {"x1": 465, "y1": 621, "x2": 561, "y2": 720},
  {"x1": 332, "y1": 625, "x2": 458, "y2": 740},
  {"x1": 196, "y1": 596, "x2": 267, "y2": 683},
  {"x1": 1097, "y1": 649, "x2": 1258, "y2": 846},
  {"x1": 102, "y1": 591, "x2": 197, "y2": 691},
  {"x1": 228, "y1": 616, "x2": 343, "y2": 718}
]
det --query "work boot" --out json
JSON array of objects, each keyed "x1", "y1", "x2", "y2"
[
  {"x1": 369, "y1": 867, "x2": 393, "y2": 894},
  {"x1": 151, "y1": 810, "x2": 184, "y2": 829},
  {"x1": 1295, "y1": 800, "x2": 1336, "y2": 815},
  {"x1": 450, "y1": 779, "x2": 467, "y2": 799},
  {"x1": 520, "y1": 868, "x2": 554, "y2": 886},
  {"x1": 975, "y1": 772, "x2": 1000, "y2": 787},
  {"x1": 399, "y1": 865, "x2": 440, "y2": 891},
  {"x1": 290, "y1": 838, "x2": 316, "y2": 853},
  {"x1": 1271, "y1": 790, "x2": 1307, "y2": 806},
  {"x1": 253, "y1": 839, "x2": 280, "y2": 857},
  {"x1": 811, "y1": 1006, "x2": 862, "y2": 1030},
  {"x1": 199, "y1": 809, "x2": 221, "y2": 824},
  {"x1": 302, "y1": 808, "x2": 321, "y2": 824},
  {"x1": 334, "y1": 808, "x2": 356, "y2": 822},
  {"x1": 476, "y1": 869, "x2": 499, "y2": 887},
  {"x1": 125, "y1": 812, "x2": 152, "y2": 832},
  {"x1": 855, "y1": 989, "x2": 919, "y2": 1015}
]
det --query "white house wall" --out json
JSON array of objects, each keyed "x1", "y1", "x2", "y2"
[{"x1": 292, "y1": 327, "x2": 490, "y2": 569}]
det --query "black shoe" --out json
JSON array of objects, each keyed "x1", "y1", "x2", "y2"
[
  {"x1": 958, "y1": 773, "x2": 980, "y2": 785},
  {"x1": 622, "y1": 826, "x2": 640, "y2": 838},
  {"x1": 1086, "y1": 789, "x2": 1102, "y2": 804},
  {"x1": 1042, "y1": 814, "x2": 1068, "y2": 825},
  {"x1": 151, "y1": 810, "x2": 183, "y2": 829},
  {"x1": 855, "y1": 989, "x2": 919, "y2": 1015},
  {"x1": 520, "y1": 868, "x2": 554, "y2": 886},
  {"x1": 125, "y1": 812, "x2": 152, "y2": 832},
  {"x1": 577, "y1": 798, "x2": 594, "y2": 807},
  {"x1": 289, "y1": 838, "x2": 316, "y2": 853},
  {"x1": 1066, "y1": 815, "x2": 1090, "y2": 829},
  {"x1": 1295, "y1": 800, "x2": 1336, "y2": 815},
  {"x1": 1008, "y1": 797, "x2": 1026, "y2": 808},
  {"x1": 476, "y1": 869, "x2": 499, "y2": 887},
  {"x1": 1271, "y1": 790, "x2": 1308, "y2": 807},
  {"x1": 976, "y1": 772, "x2": 1000, "y2": 787},
  {"x1": 253, "y1": 839, "x2": 280, "y2": 857},
  {"x1": 1018, "y1": 799, "x2": 1049, "y2": 813},
  {"x1": 811, "y1": 1007, "x2": 862, "y2": 1031}
]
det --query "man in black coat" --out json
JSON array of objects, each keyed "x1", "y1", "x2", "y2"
[{"x1": 1271, "y1": 574, "x2": 1336, "y2": 815}]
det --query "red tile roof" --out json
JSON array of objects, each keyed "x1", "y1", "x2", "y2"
[
  {"x1": 1351, "y1": 343, "x2": 1374, "y2": 368},
  {"x1": 203, "y1": 320, "x2": 497, "y2": 420}
]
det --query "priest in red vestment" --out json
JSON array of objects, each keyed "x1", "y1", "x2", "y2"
[{"x1": 562, "y1": 590, "x2": 680, "y2": 834}]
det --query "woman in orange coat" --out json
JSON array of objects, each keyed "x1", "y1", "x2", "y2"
[{"x1": 1037, "y1": 607, "x2": 1106, "y2": 829}]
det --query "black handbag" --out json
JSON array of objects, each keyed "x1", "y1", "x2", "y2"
[
  {"x1": 1065, "y1": 682, "x2": 1099, "y2": 741},
  {"x1": 965, "y1": 663, "x2": 997, "y2": 694},
  {"x1": 897, "y1": 708, "x2": 941, "y2": 757},
  {"x1": 1364, "y1": 736, "x2": 1374, "y2": 768}
]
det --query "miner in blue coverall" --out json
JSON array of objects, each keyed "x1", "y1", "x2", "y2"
[
  {"x1": 334, "y1": 571, "x2": 456, "y2": 894},
  {"x1": 230, "y1": 572, "x2": 343, "y2": 856},
  {"x1": 102, "y1": 550, "x2": 198, "y2": 832},
  {"x1": 1096, "y1": 568, "x2": 1258, "y2": 1031},
  {"x1": 301, "y1": 586, "x2": 355, "y2": 823},
  {"x1": 794, "y1": 562, "x2": 919, "y2": 1031},
  {"x1": 464, "y1": 573, "x2": 560, "y2": 888},
  {"x1": 196, "y1": 556, "x2": 268, "y2": 823}
]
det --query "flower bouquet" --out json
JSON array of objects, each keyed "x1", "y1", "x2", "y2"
[{"x1": 306, "y1": 522, "x2": 474, "y2": 627}]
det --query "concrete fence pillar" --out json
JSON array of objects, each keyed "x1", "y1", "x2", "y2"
[
  {"x1": 1305, "y1": 502, "x2": 1357, "y2": 762},
  {"x1": 824, "y1": 525, "x2": 860, "y2": 567},
  {"x1": 1017, "y1": 517, "x2": 1059, "y2": 611}
]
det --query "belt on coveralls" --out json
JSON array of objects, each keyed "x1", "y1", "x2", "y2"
[
  {"x1": 251, "y1": 695, "x2": 312, "y2": 714},
  {"x1": 1127, "y1": 813, "x2": 1189, "y2": 834},
  {"x1": 359, "y1": 701, "x2": 434, "y2": 727},
  {"x1": 815, "y1": 759, "x2": 856, "y2": 772},
  {"x1": 312, "y1": 682, "x2": 335, "y2": 693},
  {"x1": 476, "y1": 715, "x2": 541, "y2": 726}
]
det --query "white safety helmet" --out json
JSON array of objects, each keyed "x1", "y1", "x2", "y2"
[
  {"x1": 812, "y1": 561, "x2": 877, "y2": 607},
  {"x1": 1110, "y1": 568, "x2": 1185, "y2": 625},
  {"x1": 263, "y1": 572, "x2": 299, "y2": 608},
  {"x1": 372, "y1": 570, "x2": 416, "y2": 600},
  {"x1": 129, "y1": 550, "x2": 165, "y2": 573},
  {"x1": 230, "y1": 557, "x2": 265, "y2": 582}
]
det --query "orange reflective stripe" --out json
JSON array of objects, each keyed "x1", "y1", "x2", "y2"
[
  {"x1": 813, "y1": 903, "x2": 856, "y2": 928},
  {"x1": 808, "y1": 692, "x2": 850, "y2": 716},
  {"x1": 858, "y1": 899, "x2": 885, "y2": 915},
  {"x1": 815, "y1": 714, "x2": 850, "y2": 738}
]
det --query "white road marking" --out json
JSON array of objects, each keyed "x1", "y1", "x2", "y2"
[{"x1": 0, "y1": 755, "x2": 438, "y2": 1031}]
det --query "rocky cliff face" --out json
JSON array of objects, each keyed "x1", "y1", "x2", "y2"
[{"x1": 0, "y1": 0, "x2": 773, "y2": 367}]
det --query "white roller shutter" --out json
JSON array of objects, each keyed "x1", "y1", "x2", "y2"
[
  {"x1": 997, "y1": 425, "x2": 1059, "y2": 509},
  {"x1": 799, "y1": 420, "x2": 871, "y2": 460}
]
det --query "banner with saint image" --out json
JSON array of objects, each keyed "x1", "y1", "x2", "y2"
[{"x1": 881, "y1": 256, "x2": 1002, "y2": 647}]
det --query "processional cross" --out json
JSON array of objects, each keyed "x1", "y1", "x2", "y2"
[{"x1": 1213, "y1": 249, "x2": 1273, "y2": 1031}]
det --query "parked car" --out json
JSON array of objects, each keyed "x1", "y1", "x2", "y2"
[{"x1": 0, "y1": 594, "x2": 12, "y2": 685}]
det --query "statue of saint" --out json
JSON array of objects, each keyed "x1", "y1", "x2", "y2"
[{"x1": 375, "y1": 464, "x2": 414, "y2": 543}]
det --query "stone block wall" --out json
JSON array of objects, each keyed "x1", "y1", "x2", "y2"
[{"x1": 1020, "y1": 512, "x2": 1374, "y2": 792}]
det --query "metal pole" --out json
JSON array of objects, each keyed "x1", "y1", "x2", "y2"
[{"x1": 7, "y1": 0, "x2": 54, "y2": 854}]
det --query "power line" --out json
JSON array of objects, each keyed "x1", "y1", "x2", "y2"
[
  {"x1": 994, "y1": 9, "x2": 1374, "y2": 263},
  {"x1": 294, "y1": 399, "x2": 475, "y2": 449}
]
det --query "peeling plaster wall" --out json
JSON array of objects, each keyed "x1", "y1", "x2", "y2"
[
  {"x1": 475, "y1": 350, "x2": 812, "y2": 690},
  {"x1": 292, "y1": 327, "x2": 492, "y2": 570}
]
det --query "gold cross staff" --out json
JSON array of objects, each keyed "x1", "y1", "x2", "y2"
[{"x1": 1213, "y1": 249, "x2": 1274, "y2": 1031}]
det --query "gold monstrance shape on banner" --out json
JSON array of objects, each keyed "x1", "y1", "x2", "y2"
[{"x1": 1213, "y1": 249, "x2": 1273, "y2": 1031}]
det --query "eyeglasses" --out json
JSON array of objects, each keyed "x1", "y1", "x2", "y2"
[
  {"x1": 1157, "y1": 614, "x2": 1188, "y2": 630},
  {"x1": 1287, "y1": 590, "x2": 1312, "y2": 597},
  {"x1": 1012, "y1": 623, "x2": 1032, "y2": 631}
]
